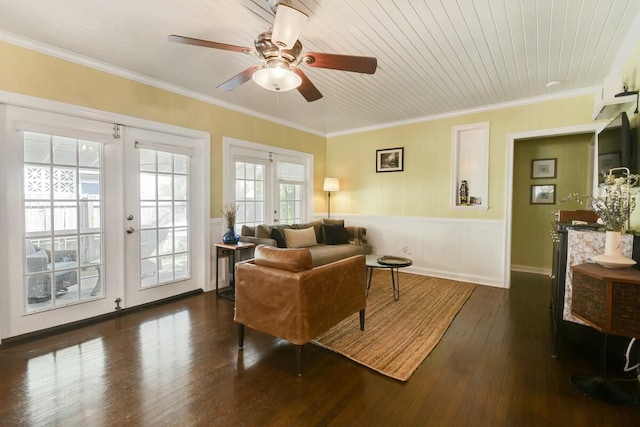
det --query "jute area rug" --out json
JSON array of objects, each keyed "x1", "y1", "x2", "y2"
[{"x1": 313, "y1": 271, "x2": 475, "y2": 381}]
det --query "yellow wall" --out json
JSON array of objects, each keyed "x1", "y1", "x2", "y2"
[
  {"x1": 0, "y1": 41, "x2": 326, "y2": 216},
  {"x1": 620, "y1": 39, "x2": 640, "y2": 230},
  {"x1": 512, "y1": 134, "x2": 593, "y2": 269},
  {"x1": 327, "y1": 97, "x2": 595, "y2": 219},
  {"x1": 4, "y1": 35, "x2": 640, "y2": 251}
]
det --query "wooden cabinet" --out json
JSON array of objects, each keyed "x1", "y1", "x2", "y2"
[{"x1": 571, "y1": 263, "x2": 640, "y2": 338}]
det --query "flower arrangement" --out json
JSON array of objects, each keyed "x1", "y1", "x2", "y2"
[
  {"x1": 222, "y1": 202, "x2": 239, "y2": 228},
  {"x1": 555, "y1": 174, "x2": 639, "y2": 232},
  {"x1": 592, "y1": 182, "x2": 636, "y2": 231}
]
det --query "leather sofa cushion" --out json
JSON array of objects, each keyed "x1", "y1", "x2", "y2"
[{"x1": 254, "y1": 245, "x2": 312, "y2": 272}]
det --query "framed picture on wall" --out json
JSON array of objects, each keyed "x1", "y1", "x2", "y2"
[
  {"x1": 531, "y1": 158, "x2": 557, "y2": 179},
  {"x1": 376, "y1": 147, "x2": 404, "y2": 172},
  {"x1": 530, "y1": 184, "x2": 556, "y2": 204}
]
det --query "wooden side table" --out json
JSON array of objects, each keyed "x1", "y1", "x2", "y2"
[
  {"x1": 570, "y1": 262, "x2": 640, "y2": 406},
  {"x1": 214, "y1": 242, "x2": 256, "y2": 301}
]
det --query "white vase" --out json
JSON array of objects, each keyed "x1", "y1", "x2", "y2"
[{"x1": 604, "y1": 230, "x2": 622, "y2": 257}]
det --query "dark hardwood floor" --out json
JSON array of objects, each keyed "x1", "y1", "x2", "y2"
[{"x1": 1, "y1": 271, "x2": 639, "y2": 426}]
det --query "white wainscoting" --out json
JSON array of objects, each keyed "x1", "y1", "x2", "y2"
[
  {"x1": 336, "y1": 214, "x2": 508, "y2": 288},
  {"x1": 210, "y1": 218, "x2": 227, "y2": 292},
  {"x1": 210, "y1": 215, "x2": 509, "y2": 289}
]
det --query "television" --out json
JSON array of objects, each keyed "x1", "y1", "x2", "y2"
[{"x1": 597, "y1": 111, "x2": 635, "y2": 182}]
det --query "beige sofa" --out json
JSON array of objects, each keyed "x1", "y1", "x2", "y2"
[{"x1": 239, "y1": 218, "x2": 372, "y2": 266}]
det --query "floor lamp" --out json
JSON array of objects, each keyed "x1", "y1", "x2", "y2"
[{"x1": 323, "y1": 177, "x2": 340, "y2": 218}]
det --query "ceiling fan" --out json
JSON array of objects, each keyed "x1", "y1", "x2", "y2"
[{"x1": 168, "y1": 0, "x2": 377, "y2": 102}]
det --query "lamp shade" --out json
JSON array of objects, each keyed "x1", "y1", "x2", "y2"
[{"x1": 323, "y1": 177, "x2": 340, "y2": 192}]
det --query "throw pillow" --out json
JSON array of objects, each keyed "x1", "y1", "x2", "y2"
[
  {"x1": 241, "y1": 225, "x2": 255, "y2": 237},
  {"x1": 256, "y1": 224, "x2": 272, "y2": 238},
  {"x1": 321, "y1": 218, "x2": 345, "y2": 242},
  {"x1": 271, "y1": 226, "x2": 290, "y2": 248},
  {"x1": 323, "y1": 223, "x2": 350, "y2": 245},
  {"x1": 292, "y1": 220, "x2": 323, "y2": 244},
  {"x1": 322, "y1": 218, "x2": 345, "y2": 227},
  {"x1": 283, "y1": 227, "x2": 318, "y2": 248}
]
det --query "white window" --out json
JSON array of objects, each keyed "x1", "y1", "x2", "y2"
[{"x1": 224, "y1": 138, "x2": 313, "y2": 230}]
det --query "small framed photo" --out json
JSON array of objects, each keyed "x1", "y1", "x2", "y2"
[
  {"x1": 531, "y1": 158, "x2": 557, "y2": 179},
  {"x1": 530, "y1": 184, "x2": 556, "y2": 204},
  {"x1": 376, "y1": 147, "x2": 404, "y2": 172}
]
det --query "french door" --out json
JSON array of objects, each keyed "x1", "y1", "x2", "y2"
[
  {"x1": 224, "y1": 138, "x2": 313, "y2": 230},
  {"x1": 1, "y1": 105, "x2": 209, "y2": 339},
  {"x1": 123, "y1": 128, "x2": 201, "y2": 307}
]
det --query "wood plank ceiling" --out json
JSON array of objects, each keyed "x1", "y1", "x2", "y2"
[{"x1": 0, "y1": 0, "x2": 638, "y2": 135}]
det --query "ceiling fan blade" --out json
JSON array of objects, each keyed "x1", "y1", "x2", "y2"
[
  {"x1": 168, "y1": 34, "x2": 252, "y2": 54},
  {"x1": 217, "y1": 66, "x2": 260, "y2": 91},
  {"x1": 293, "y1": 68, "x2": 323, "y2": 102},
  {"x1": 271, "y1": 4, "x2": 308, "y2": 49},
  {"x1": 303, "y1": 52, "x2": 377, "y2": 74}
]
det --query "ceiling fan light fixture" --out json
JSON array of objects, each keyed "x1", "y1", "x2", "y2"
[
  {"x1": 271, "y1": 4, "x2": 309, "y2": 49},
  {"x1": 252, "y1": 62, "x2": 302, "y2": 92}
]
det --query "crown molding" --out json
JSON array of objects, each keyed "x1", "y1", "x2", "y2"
[
  {"x1": 326, "y1": 87, "x2": 596, "y2": 138},
  {"x1": 0, "y1": 30, "x2": 325, "y2": 138},
  {"x1": 0, "y1": 30, "x2": 601, "y2": 140}
]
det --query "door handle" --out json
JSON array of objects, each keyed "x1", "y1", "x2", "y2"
[{"x1": 126, "y1": 227, "x2": 135, "y2": 234}]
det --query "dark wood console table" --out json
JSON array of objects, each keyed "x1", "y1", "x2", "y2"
[
  {"x1": 214, "y1": 242, "x2": 256, "y2": 301},
  {"x1": 570, "y1": 263, "x2": 640, "y2": 406}
]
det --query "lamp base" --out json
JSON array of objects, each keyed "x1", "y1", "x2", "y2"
[{"x1": 570, "y1": 375, "x2": 638, "y2": 406}]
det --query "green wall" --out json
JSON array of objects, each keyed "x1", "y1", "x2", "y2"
[{"x1": 512, "y1": 134, "x2": 593, "y2": 270}]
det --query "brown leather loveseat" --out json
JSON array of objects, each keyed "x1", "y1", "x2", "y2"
[{"x1": 234, "y1": 245, "x2": 366, "y2": 375}]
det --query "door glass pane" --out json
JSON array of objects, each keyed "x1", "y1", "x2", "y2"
[
  {"x1": 138, "y1": 149, "x2": 190, "y2": 288},
  {"x1": 235, "y1": 161, "x2": 266, "y2": 231},
  {"x1": 23, "y1": 132, "x2": 104, "y2": 312},
  {"x1": 52, "y1": 136, "x2": 77, "y2": 166},
  {"x1": 279, "y1": 183, "x2": 302, "y2": 224}
]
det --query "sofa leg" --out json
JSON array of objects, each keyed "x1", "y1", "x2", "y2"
[
  {"x1": 295, "y1": 345, "x2": 303, "y2": 376},
  {"x1": 237, "y1": 324, "x2": 244, "y2": 349},
  {"x1": 359, "y1": 309, "x2": 366, "y2": 331}
]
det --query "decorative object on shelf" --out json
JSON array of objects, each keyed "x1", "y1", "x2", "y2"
[
  {"x1": 614, "y1": 83, "x2": 639, "y2": 114},
  {"x1": 530, "y1": 184, "x2": 556, "y2": 204},
  {"x1": 376, "y1": 147, "x2": 404, "y2": 172},
  {"x1": 459, "y1": 180, "x2": 469, "y2": 205},
  {"x1": 323, "y1": 177, "x2": 340, "y2": 218},
  {"x1": 591, "y1": 167, "x2": 638, "y2": 268},
  {"x1": 531, "y1": 158, "x2": 557, "y2": 179},
  {"x1": 592, "y1": 168, "x2": 637, "y2": 231},
  {"x1": 222, "y1": 202, "x2": 239, "y2": 244}
]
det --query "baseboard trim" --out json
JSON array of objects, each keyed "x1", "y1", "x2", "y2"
[
  {"x1": 1, "y1": 289, "x2": 203, "y2": 346},
  {"x1": 511, "y1": 264, "x2": 551, "y2": 276}
]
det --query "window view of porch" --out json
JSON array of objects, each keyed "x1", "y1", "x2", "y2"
[{"x1": 23, "y1": 132, "x2": 103, "y2": 312}]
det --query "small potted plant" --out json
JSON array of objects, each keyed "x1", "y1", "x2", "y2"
[{"x1": 222, "y1": 202, "x2": 239, "y2": 244}]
